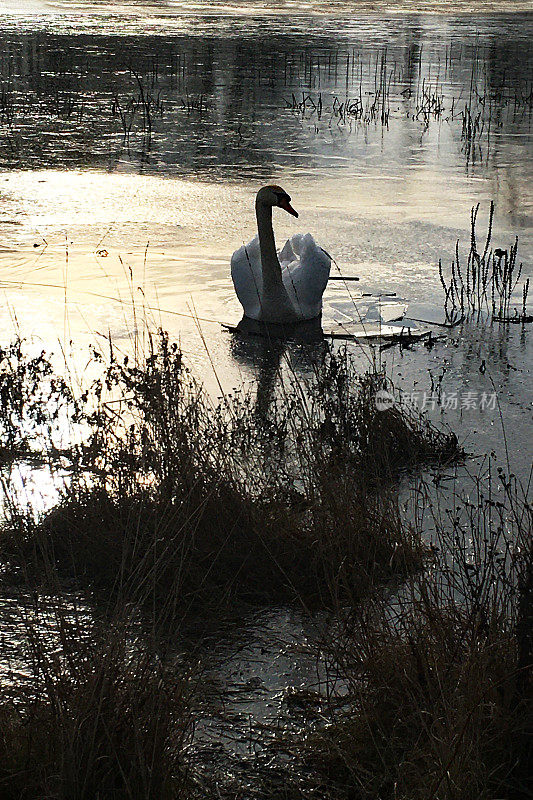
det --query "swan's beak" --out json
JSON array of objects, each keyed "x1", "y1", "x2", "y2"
[{"x1": 279, "y1": 197, "x2": 298, "y2": 218}]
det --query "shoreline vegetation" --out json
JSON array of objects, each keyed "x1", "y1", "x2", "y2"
[
  {"x1": 0, "y1": 319, "x2": 531, "y2": 799},
  {"x1": 1, "y1": 333, "x2": 458, "y2": 608}
]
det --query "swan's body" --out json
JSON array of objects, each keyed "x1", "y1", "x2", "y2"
[
  {"x1": 231, "y1": 186, "x2": 331, "y2": 323},
  {"x1": 231, "y1": 232, "x2": 331, "y2": 322}
]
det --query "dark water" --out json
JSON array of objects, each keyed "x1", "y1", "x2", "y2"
[
  {"x1": 2, "y1": 10, "x2": 533, "y2": 183},
  {"x1": 0, "y1": 1, "x2": 531, "y2": 481}
]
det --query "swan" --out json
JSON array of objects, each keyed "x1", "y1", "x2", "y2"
[{"x1": 231, "y1": 185, "x2": 331, "y2": 323}]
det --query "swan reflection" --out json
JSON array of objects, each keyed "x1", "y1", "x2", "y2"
[{"x1": 229, "y1": 315, "x2": 326, "y2": 416}]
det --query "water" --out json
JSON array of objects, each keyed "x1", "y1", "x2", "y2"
[
  {"x1": 1, "y1": 2, "x2": 531, "y2": 465},
  {"x1": 0, "y1": 0, "x2": 531, "y2": 500}
]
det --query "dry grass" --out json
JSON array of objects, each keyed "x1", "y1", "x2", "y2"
[
  {"x1": 0, "y1": 597, "x2": 196, "y2": 800},
  {"x1": 300, "y1": 474, "x2": 532, "y2": 800},
  {"x1": 439, "y1": 202, "x2": 531, "y2": 324},
  {"x1": 1, "y1": 333, "x2": 458, "y2": 615},
  {"x1": 0, "y1": 339, "x2": 78, "y2": 464},
  {"x1": 0, "y1": 330, "x2": 466, "y2": 799}
]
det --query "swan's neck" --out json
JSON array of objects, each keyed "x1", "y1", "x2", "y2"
[{"x1": 256, "y1": 201, "x2": 282, "y2": 290}]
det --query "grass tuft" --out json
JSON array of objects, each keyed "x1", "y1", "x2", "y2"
[
  {"x1": 0, "y1": 599, "x2": 195, "y2": 800},
  {"x1": 1, "y1": 334, "x2": 457, "y2": 614},
  {"x1": 300, "y1": 475, "x2": 532, "y2": 800}
]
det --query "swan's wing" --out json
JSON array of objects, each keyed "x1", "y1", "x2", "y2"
[
  {"x1": 282, "y1": 233, "x2": 331, "y2": 316},
  {"x1": 279, "y1": 233, "x2": 307, "y2": 266},
  {"x1": 279, "y1": 237, "x2": 296, "y2": 268},
  {"x1": 231, "y1": 235, "x2": 262, "y2": 319},
  {"x1": 301, "y1": 234, "x2": 331, "y2": 294}
]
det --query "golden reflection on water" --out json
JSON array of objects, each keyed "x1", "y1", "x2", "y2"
[{"x1": 1, "y1": 166, "x2": 530, "y2": 353}]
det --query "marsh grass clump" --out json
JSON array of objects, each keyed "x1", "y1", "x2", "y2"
[
  {"x1": 1, "y1": 334, "x2": 458, "y2": 613},
  {"x1": 304, "y1": 352, "x2": 458, "y2": 486},
  {"x1": 300, "y1": 474, "x2": 533, "y2": 800},
  {"x1": 305, "y1": 610, "x2": 529, "y2": 800},
  {"x1": 414, "y1": 77, "x2": 445, "y2": 128},
  {"x1": 439, "y1": 202, "x2": 531, "y2": 324},
  {"x1": 112, "y1": 71, "x2": 165, "y2": 150},
  {"x1": 0, "y1": 598, "x2": 195, "y2": 800}
]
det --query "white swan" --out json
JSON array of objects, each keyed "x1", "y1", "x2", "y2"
[{"x1": 231, "y1": 185, "x2": 331, "y2": 323}]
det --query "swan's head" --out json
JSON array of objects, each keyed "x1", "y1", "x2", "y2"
[{"x1": 256, "y1": 185, "x2": 298, "y2": 218}]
